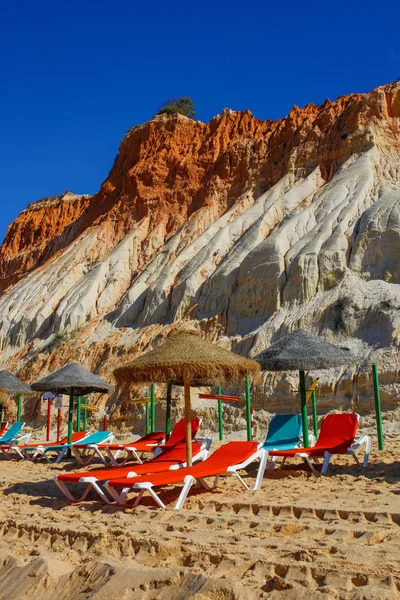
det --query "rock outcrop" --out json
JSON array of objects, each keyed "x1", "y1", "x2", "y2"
[{"x1": 0, "y1": 82, "x2": 399, "y2": 424}]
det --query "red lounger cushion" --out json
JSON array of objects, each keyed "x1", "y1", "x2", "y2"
[
  {"x1": 57, "y1": 442, "x2": 202, "y2": 483},
  {"x1": 108, "y1": 441, "x2": 259, "y2": 489}
]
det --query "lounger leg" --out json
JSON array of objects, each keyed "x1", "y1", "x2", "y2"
[
  {"x1": 106, "y1": 449, "x2": 121, "y2": 467},
  {"x1": 55, "y1": 447, "x2": 68, "y2": 464},
  {"x1": 233, "y1": 471, "x2": 250, "y2": 490},
  {"x1": 147, "y1": 487, "x2": 167, "y2": 509},
  {"x1": 304, "y1": 456, "x2": 321, "y2": 476},
  {"x1": 254, "y1": 450, "x2": 269, "y2": 490},
  {"x1": 277, "y1": 457, "x2": 286, "y2": 470},
  {"x1": 349, "y1": 450, "x2": 361, "y2": 467},
  {"x1": 175, "y1": 476, "x2": 195, "y2": 510},
  {"x1": 132, "y1": 490, "x2": 145, "y2": 507},
  {"x1": 197, "y1": 477, "x2": 215, "y2": 491},
  {"x1": 363, "y1": 436, "x2": 371, "y2": 467},
  {"x1": 321, "y1": 452, "x2": 331, "y2": 474},
  {"x1": 90, "y1": 482, "x2": 112, "y2": 503},
  {"x1": 54, "y1": 480, "x2": 91, "y2": 502},
  {"x1": 92, "y1": 447, "x2": 107, "y2": 464},
  {"x1": 103, "y1": 484, "x2": 125, "y2": 505}
]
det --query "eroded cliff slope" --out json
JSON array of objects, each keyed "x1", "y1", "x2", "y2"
[{"x1": 0, "y1": 82, "x2": 399, "y2": 417}]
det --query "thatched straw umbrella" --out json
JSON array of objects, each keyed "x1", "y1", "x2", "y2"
[
  {"x1": 114, "y1": 332, "x2": 261, "y2": 466},
  {"x1": 0, "y1": 371, "x2": 34, "y2": 422},
  {"x1": 254, "y1": 329, "x2": 358, "y2": 447},
  {"x1": 31, "y1": 363, "x2": 114, "y2": 444}
]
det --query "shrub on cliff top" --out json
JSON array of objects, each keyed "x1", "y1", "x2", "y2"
[{"x1": 155, "y1": 97, "x2": 196, "y2": 119}]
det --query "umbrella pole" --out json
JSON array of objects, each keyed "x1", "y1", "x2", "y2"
[
  {"x1": 151, "y1": 384, "x2": 156, "y2": 432},
  {"x1": 46, "y1": 399, "x2": 52, "y2": 441},
  {"x1": 68, "y1": 387, "x2": 74, "y2": 444},
  {"x1": 372, "y1": 364, "x2": 384, "y2": 450},
  {"x1": 17, "y1": 395, "x2": 22, "y2": 422},
  {"x1": 299, "y1": 371, "x2": 309, "y2": 448},
  {"x1": 83, "y1": 398, "x2": 88, "y2": 432},
  {"x1": 76, "y1": 396, "x2": 81, "y2": 433},
  {"x1": 57, "y1": 408, "x2": 61, "y2": 442},
  {"x1": 217, "y1": 385, "x2": 223, "y2": 441},
  {"x1": 145, "y1": 396, "x2": 149, "y2": 435},
  {"x1": 184, "y1": 380, "x2": 193, "y2": 467},
  {"x1": 245, "y1": 376, "x2": 252, "y2": 442},
  {"x1": 166, "y1": 382, "x2": 172, "y2": 441},
  {"x1": 311, "y1": 378, "x2": 318, "y2": 438}
]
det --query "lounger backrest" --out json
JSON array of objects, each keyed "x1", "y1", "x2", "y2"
[
  {"x1": 71, "y1": 432, "x2": 89, "y2": 443},
  {"x1": 316, "y1": 413, "x2": 359, "y2": 450},
  {"x1": 193, "y1": 441, "x2": 259, "y2": 471},
  {"x1": 75, "y1": 431, "x2": 111, "y2": 445},
  {"x1": 136, "y1": 431, "x2": 165, "y2": 444},
  {"x1": 264, "y1": 414, "x2": 302, "y2": 448},
  {"x1": 155, "y1": 441, "x2": 202, "y2": 463},
  {"x1": 164, "y1": 418, "x2": 201, "y2": 448},
  {"x1": 0, "y1": 421, "x2": 24, "y2": 442}
]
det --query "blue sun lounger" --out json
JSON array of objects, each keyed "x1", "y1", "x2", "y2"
[
  {"x1": 254, "y1": 414, "x2": 302, "y2": 489},
  {"x1": 31, "y1": 431, "x2": 114, "y2": 464},
  {"x1": 0, "y1": 422, "x2": 31, "y2": 457}
]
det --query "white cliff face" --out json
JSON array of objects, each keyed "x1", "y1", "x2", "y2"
[
  {"x1": 0, "y1": 146, "x2": 399, "y2": 361},
  {"x1": 0, "y1": 83, "x2": 399, "y2": 417}
]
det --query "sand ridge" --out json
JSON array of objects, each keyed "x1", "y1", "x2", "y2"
[{"x1": 0, "y1": 436, "x2": 399, "y2": 598}]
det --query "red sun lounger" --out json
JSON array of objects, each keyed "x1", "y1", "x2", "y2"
[
  {"x1": 54, "y1": 438, "x2": 211, "y2": 503},
  {"x1": 105, "y1": 441, "x2": 264, "y2": 510},
  {"x1": 85, "y1": 430, "x2": 166, "y2": 466},
  {"x1": 86, "y1": 417, "x2": 202, "y2": 467},
  {"x1": 255, "y1": 413, "x2": 371, "y2": 485}
]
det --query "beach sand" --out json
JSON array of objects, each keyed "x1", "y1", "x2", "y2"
[{"x1": 0, "y1": 435, "x2": 399, "y2": 599}]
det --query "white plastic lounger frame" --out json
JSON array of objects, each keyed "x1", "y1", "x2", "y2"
[
  {"x1": 86, "y1": 439, "x2": 164, "y2": 467},
  {"x1": 25, "y1": 433, "x2": 93, "y2": 464},
  {"x1": 254, "y1": 419, "x2": 371, "y2": 482},
  {"x1": 70, "y1": 433, "x2": 115, "y2": 466},
  {"x1": 54, "y1": 441, "x2": 212, "y2": 504},
  {"x1": 0, "y1": 432, "x2": 32, "y2": 460},
  {"x1": 105, "y1": 445, "x2": 266, "y2": 510}
]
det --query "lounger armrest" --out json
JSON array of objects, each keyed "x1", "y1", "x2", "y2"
[
  {"x1": 227, "y1": 449, "x2": 261, "y2": 472},
  {"x1": 349, "y1": 434, "x2": 369, "y2": 450},
  {"x1": 348, "y1": 434, "x2": 371, "y2": 468},
  {"x1": 195, "y1": 436, "x2": 212, "y2": 450},
  {"x1": 16, "y1": 433, "x2": 31, "y2": 444}
]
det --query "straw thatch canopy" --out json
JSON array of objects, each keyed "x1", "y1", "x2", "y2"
[
  {"x1": 114, "y1": 332, "x2": 261, "y2": 385},
  {"x1": 254, "y1": 329, "x2": 358, "y2": 372},
  {"x1": 0, "y1": 371, "x2": 34, "y2": 395},
  {"x1": 31, "y1": 363, "x2": 114, "y2": 396}
]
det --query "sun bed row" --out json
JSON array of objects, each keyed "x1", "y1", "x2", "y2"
[
  {"x1": 0, "y1": 413, "x2": 371, "y2": 509},
  {"x1": 51, "y1": 412, "x2": 371, "y2": 510}
]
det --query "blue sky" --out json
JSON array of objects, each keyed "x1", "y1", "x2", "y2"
[{"x1": 1, "y1": 0, "x2": 399, "y2": 242}]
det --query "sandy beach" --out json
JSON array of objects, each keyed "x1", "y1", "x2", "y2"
[{"x1": 0, "y1": 427, "x2": 398, "y2": 599}]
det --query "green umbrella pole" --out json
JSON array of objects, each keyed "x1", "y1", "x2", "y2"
[
  {"x1": 166, "y1": 382, "x2": 172, "y2": 441},
  {"x1": 83, "y1": 397, "x2": 88, "y2": 432},
  {"x1": 145, "y1": 402, "x2": 149, "y2": 434},
  {"x1": 17, "y1": 395, "x2": 23, "y2": 422},
  {"x1": 68, "y1": 387, "x2": 74, "y2": 444},
  {"x1": 245, "y1": 376, "x2": 252, "y2": 442},
  {"x1": 217, "y1": 385, "x2": 223, "y2": 441},
  {"x1": 372, "y1": 364, "x2": 384, "y2": 450},
  {"x1": 311, "y1": 378, "x2": 318, "y2": 438},
  {"x1": 151, "y1": 383, "x2": 156, "y2": 432},
  {"x1": 299, "y1": 370, "x2": 309, "y2": 448},
  {"x1": 76, "y1": 396, "x2": 81, "y2": 433},
  {"x1": 144, "y1": 391, "x2": 149, "y2": 434}
]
